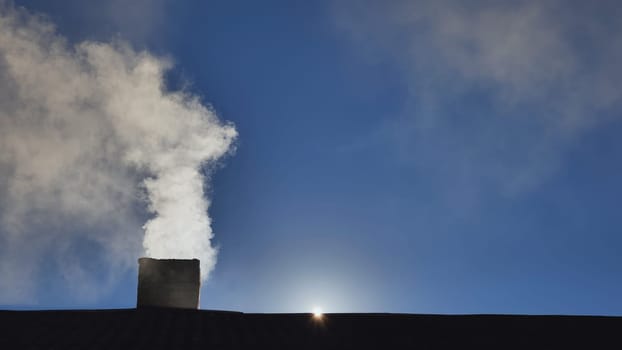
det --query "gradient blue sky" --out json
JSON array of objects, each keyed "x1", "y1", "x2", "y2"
[{"x1": 3, "y1": 0, "x2": 622, "y2": 315}]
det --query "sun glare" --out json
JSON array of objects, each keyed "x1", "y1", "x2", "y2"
[{"x1": 312, "y1": 307, "x2": 323, "y2": 319}]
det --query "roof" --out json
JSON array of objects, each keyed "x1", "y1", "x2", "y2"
[{"x1": 1, "y1": 308, "x2": 620, "y2": 349}]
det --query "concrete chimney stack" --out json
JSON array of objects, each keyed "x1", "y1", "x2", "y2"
[{"x1": 137, "y1": 258, "x2": 200, "y2": 309}]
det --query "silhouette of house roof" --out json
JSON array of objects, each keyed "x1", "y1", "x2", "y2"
[{"x1": 1, "y1": 308, "x2": 620, "y2": 349}]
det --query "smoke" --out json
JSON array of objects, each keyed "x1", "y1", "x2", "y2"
[
  {"x1": 0, "y1": 4, "x2": 236, "y2": 302},
  {"x1": 334, "y1": 0, "x2": 622, "y2": 197}
]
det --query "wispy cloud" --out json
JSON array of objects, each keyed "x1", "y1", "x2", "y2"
[{"x1": 334, "y1": 0, "x2": 622, "y2": 197}]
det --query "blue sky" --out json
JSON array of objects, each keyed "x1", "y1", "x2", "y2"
[{"x1": 2, "y1": 0, "x2": 622, "y2": 315}]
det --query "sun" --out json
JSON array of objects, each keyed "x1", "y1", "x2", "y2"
[{"x1": 312, "y1": 306, "x2": 323, "y2": 319}]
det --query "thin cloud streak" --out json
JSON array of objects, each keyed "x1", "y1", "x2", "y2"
[{"x1": 334, "y1": 0, "x2": 622, "y2": 198}]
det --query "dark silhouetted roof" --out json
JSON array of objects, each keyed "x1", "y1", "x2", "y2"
[{"x1": 1, "y1": 308, "x2": 620, "y2": 349}]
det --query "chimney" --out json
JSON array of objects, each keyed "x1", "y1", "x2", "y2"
[{"x1": 137, "y1": 257, "x2": 200, "y2": 309}]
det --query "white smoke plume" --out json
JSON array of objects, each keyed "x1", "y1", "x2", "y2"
[{"x1": 0, "y1": 4, "x2": 236, "y2": 303}]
